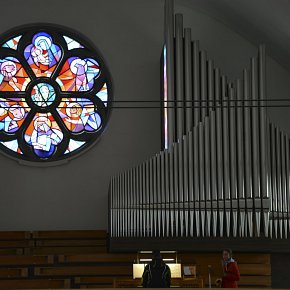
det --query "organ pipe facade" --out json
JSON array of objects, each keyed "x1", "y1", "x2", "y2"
[{"x1": 109, "y1": 0, "x2": 290, "y2": 239}]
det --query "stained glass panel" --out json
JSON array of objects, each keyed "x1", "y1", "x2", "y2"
[
  {"x1": 31, "y1": 83, "x2": 56, "y2": 107},
  {"x1": 0, "y1": 57, "x2": 30, "y2": 91},
  {"x1": 63, "y1": 36, "x2": 84, "y2": 50},
  {"x1": 24, "y1": 112, "x2": 63, "y2": 158},
  {"x1": 0, "y1": 25, "x2": 111, "y2": 163},
  {"x1": 0, "y1": 139, "x2": 22, "y2": 154},
  {"x1": 2, "y1": 35, "x2": 22, "y2": 50},
  {"x1": 56, "y1": 98, "x2": 101, "y2": 132},
  {"x1": 0, "y1": 97, "x2": 30, "y2": 132},
  {"x1": 96, "y1": 83, "x2": 108, "y2": 106},
  {"x1": 24, "y1": 32, "x2": 62, "y2": 77},
  {"x1": 65, "y1": 139, "x2": 86, "y2": 154},
  {"x1": 56, "y1": 57, "x2": 100, "y2": 92}
]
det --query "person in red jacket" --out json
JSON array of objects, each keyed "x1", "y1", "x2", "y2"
[{"x1": 218, "y1": 248, "x2": 240, "y2": 288}]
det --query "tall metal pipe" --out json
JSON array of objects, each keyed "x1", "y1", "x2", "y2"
[
  {"x1": 200, "y1": 51, "x2": 207, "y2": 120},
  {"x1": 236, "y1": 79, "x2": 245, "y2": 199},
  {"x1": 258, "y1": 45, "x2": 268, "y2": 199},
  {"x1": 175, "y1": 14, "x2": 184, "y2": 140},
  {"x1": 243, "y1": 69, "x2": 253, "y2": 199},
  {"x1": 142, "y1": 162, "x2": 146, "y2": 237},
  {"x1": 215, "y1": 70, "x2": 223, "y2": 201},
  {"x1": 208, "y1": 60, "x2": 214, "y2": 111},
  {"x1": 222, "y1": 76, "x2": 230, "y2": 200},
  {"x1": 184, "y1": 28, "x2": 193, "y2": 133},
  {"x1": 205, "y1": 116, "x2": 211, "y2": 201},
  {"x1": 165, "y1": 0, "x2": 175, "y2": 147},
  {"x1": 160, "y1": 151, "x2": 165, "y2": 236},
  {"x1": 169, "y1": 148, "x2": 174, "y2": 236},
  {"x1": 199, "y1": 122, "x2": 205, "y2": 201},
  {"x1": 188, "y1": 130, "x2": 194, "y2": 202},
  {"x1": 229, "y1": 84, "x2": 238, "y2": 200},
  {"x1": 152, "y1": 157, "x2": 157, "y2": 237},
  {"x1": 156, "y1": 154, "x2": 161, "y2": 237},
  {"x1": 165, "y1": 151, "x2": 170, "y2": 237},
  {"x1": 193, "y1": 41, "x2": 200, "y2": 126},
  {"x1": 251, "y1": 57, "x2": 261, "y2": 199},
  {"x1": 210, "y1": 110, "x2": 217, "y2": 201},
  {"x1": 275, "y1": 128, "x2": 283, "y2": 238},
  {"x1": 281, "y1": 133, "x2": 287, "y2": 237},
  {"x1": 183, "y1": 135, "x2": 189, "y2": 203},
  {"x1": 285, "y1": 137, "x2": 290, "y2": 235},
  {"x1": 173, "y1": 143, "x2": 179, "y2": 236}
]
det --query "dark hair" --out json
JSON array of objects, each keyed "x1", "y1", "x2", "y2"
[
  {"x1": 152, "y1": 250, "x2": 161, "y2": 259},
  {"x1": 222, "y1": 248, "x2": 232, "y2": 257}
]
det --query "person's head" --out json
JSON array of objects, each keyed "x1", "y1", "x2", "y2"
[
  {"x1": 222, "y1": 248, "x2": 232, "y2": 261},
  {"x1": 152, "y1": 250, "x2": 162, "y2": 260}
]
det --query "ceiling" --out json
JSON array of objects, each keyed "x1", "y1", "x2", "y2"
[{"x1": 178, "y1": 0, "x2": 290, "y2": 72}]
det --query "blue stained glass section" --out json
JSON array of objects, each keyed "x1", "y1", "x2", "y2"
[
  {"x1": 24, "y1": 113, "x2": 63, "y2": 158},
  {"x1": 56, "y1": 57, "x2": 100, "y2": 92},
  {"x1": 31, "y1": 83, "x2": 56, "y2": 107},
  {"x1": 24, "y1": 32, "x2": 62, "y2": 77}
]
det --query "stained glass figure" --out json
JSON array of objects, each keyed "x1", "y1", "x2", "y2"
[
  {"x1": 56, "y1": 57, "x2": 100, "y2": 91},
  {"x1": 56, "y1": 98, "x2": 101, "y2": 132},
  {"x1": 24, "y1": 113, "x2": 63, "y2": 158},
  {"x1": 0, "y1": 57, "x2": 30, "y2": 91},
  {"x1": 0, "y1": 97, "x2": 30, "y2": 132},
  {"x1": 31, "y1": 83, "x2": 56, "y2": 107},
  {"x1": 24, "y1": 32, "x2": 62, "y2": 77},
  {"x1": 0, "y1": 25, "x2": 112, "y2": 163}
]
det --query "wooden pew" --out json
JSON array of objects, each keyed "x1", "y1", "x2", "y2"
[
  {"x1": 30, "y1": 230, "x2": 107, "y2": 255},
  {"x1": 113, "y1": 278, "x2": 141, "y2": 288},
  {"x1": 59, "y1": 253, "x2": 135, "y2": 263},
  {"x1": 0, "y1": 231, "x2": 30, "y2": 240},
  {"x1": 0, "y1": 268, "x2": 28, "y2": 278},
  {"x1": 0, "y1": 255, "x2": 53, "y2": 265},
  {"x1": 34, "y1": 265, "x2": 132, "y2": 276},
  {"x1": 0, "y1": 231, "x2": 273, "y2": 289},
  {"x1": 32, "y1": 230, "x2": 107, "y2": 239},
  {"x1": 0, "y1": 279, "x2": 70, "y2": 289},
  {"x1": 75, "y1": 276, "x2": 133, "y2": 288}
]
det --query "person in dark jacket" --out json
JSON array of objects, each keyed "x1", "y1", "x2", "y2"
[
  {"x1": 142, "y1": 250, "x2": 171, "y2": 288},
  {"x1": 216, "y1": 248, "x2": 240, "y2": 288}
]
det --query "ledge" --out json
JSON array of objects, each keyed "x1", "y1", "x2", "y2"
[{"x1": 109, "y1": 237, "x2": 290, "y2": 253}]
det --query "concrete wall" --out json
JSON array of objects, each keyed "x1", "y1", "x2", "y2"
[{"x1": 0, "y1": 0, "x2": 290, "y2": 230}]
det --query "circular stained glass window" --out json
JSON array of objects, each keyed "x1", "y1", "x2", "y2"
[{"x1": 0, "y1": 25, "x2": 112, "y2": 164}]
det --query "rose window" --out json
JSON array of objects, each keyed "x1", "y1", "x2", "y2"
[{"x1": 0, "y1": 25, "x2": 112, "y2": 163}]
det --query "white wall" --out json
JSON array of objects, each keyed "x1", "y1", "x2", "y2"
[
  {"x1": 0, "y1": 0, "x2": 290, "y2": 230},
  {"x1": 0, "y1": 0, "x2": 164, "y2": 230},
  {"x1": 177, "y1": 3, "x2": 290, "y2": 135}
]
